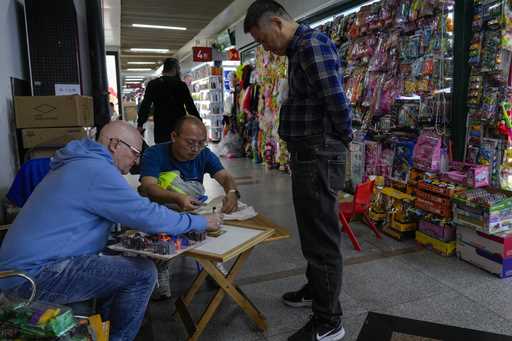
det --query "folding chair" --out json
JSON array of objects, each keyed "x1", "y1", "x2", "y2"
[{"x1": 338, "y1": 180, "x2": 381, "y2": 251}]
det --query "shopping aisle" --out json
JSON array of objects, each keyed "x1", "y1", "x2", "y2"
[{"x1": 137, "y1": 157, "x2": 512, "y2": 341}]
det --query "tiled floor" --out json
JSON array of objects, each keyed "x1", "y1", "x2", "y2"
[{"x1": 135, "y1": 158, "x2": 512, "y2": 341}]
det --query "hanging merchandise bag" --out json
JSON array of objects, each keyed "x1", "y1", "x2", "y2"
[{"x1": 413, "y1": 131, "x2": 442, "y2": 172}]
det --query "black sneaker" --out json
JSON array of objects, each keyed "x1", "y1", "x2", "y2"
[
  {"x1": 282, "y1": 284, "x2": 313, "y2": 308},
  {"x1": 288, "y1": 317, "x2": 345, "y2": 341}
]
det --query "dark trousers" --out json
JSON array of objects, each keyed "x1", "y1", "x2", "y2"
[{"x1": 288, "y1": 136, "x2": 347, "y2": 323}]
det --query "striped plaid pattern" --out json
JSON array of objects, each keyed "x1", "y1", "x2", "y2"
[{"x1": 280, "y1": 25, "x2": 352, "y2": 142}]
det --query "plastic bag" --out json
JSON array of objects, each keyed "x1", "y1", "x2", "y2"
[{"x1": 218, "y1": 131, "x2": 243, "y2": 158}]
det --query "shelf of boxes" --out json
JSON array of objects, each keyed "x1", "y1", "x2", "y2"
[{"x1": 191, "y1": 64, "x2": 224, "y2": 141}]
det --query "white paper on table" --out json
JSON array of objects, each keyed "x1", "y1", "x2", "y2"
[
  {"x1": 192, "y1": 225, "x2": 262, "y2": 255},
  {"x1": 193, "y1": 196, "x2": 258, "y2": 220}
]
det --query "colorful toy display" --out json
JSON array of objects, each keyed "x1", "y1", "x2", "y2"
[
  {"x1": 379, "y1": 186, "x2": 418, "y2": 240},
  {"x1": 0, "y1": 300, "x2": 78, "y2": 339},
  {"x1": 453, "y1": 188, "x2": 512, "y2": 234},
  {"x1": 119, "y1": 231, "x2": 206, "y2": 256},
  {"x1": 465, "y1": 0, "x2": 512, "y2": 188}
]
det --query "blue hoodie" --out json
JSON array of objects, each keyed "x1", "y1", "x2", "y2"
[{"x1": 0, "y1": 139, "x2": 207, "y2": 282}]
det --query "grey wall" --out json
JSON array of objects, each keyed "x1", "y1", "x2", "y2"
[{"x1": 0, "y1": 0, "x2": 27, "y2": 195}]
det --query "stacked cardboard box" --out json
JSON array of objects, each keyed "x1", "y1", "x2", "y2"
[
  {"x1": 454, "y1": 189, "x2": 512, "y2": 278},
  {"x1": 414, "y1": 179, "x2": 465, "y2": 256},
  {"x1": 14, "y1": 96, "x2": 95, "y2": 159},
  {"x1": 457, "y1": 225, "x2": 512, "y2": 278}
]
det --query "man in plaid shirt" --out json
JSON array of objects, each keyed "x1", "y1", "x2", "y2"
[{"x1": 245, "y1": 1, "x2": 352, "y2": 340}]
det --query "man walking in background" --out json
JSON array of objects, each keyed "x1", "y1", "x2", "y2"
[
  {"x1": 245, "y1": 1, "x2": 353, "y2": 340},
  {"x1": 138, "y1": 58, "x2": 201, "y2": 143}
]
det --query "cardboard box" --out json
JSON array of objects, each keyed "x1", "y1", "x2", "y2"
[
  {"x1": 26, "y1": 147, "x2": 60, "y2": 160},
  {"x1": 416, "y1": 231, "x2": 456, "y2": 256},
  {"x1": 15, "y1": 95, "x2": 94, "y2": 128},
  {"x1": 123, "y1": 102, "x2": 138, "y2": 121},
  {"x1": 22, "y1": 127, "x2": 95, "y2": 148},
  {"x1": 419, "y1": 221, "x2": 456, "y2": 242},
  {"x1": 457, "y1": 240, "x2": 512, "y2": 278},
  {"x1": 457, "y1": 224, "x2": 512, "y2": 259}
]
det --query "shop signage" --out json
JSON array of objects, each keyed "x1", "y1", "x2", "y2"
[
  {"x1": 192, "y1": 47, "x2": 213, "y2": 62},
  {"x1": 227, "y1": 48, "x2": 240, "y2": 61}
]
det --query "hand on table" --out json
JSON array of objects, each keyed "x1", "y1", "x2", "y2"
[
  {"x1": 205, "y1": 214, "x2": 222, "y2": 232},
  {"x1": 222, "y1": 192, "x2": 238, "y2": 213},
  {"x1": 177, "y1": 194, "x2": 202, "y2": 211}
]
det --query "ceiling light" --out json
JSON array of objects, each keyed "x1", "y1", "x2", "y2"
[
  {"x1": 132, "y1": 23, "x2": 186, "y2": 31},
  {"x1": 130, "y1": 48, "x2": 170, "y2": 53},
  {"x1": 125, "y1": 81, "x2": 142, "y2": 84},
  {"x1": 126, "y1": 68, "x2": 152, "y2": 71},
  {"x1": 127, "y1": 61, "x2": 156, "y2": 65}
]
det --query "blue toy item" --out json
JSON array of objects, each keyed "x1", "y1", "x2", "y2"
[{"x1": 196, "y1": 195, "x2": 208, "y2": 203}]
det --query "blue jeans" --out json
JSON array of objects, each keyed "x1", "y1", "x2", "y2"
[
  {"x1": 11, "y1": 254, "x2": 157, "y2": 341},
  {"x1": 288, "y1": 135, "x2": 346, "y2": 323}
]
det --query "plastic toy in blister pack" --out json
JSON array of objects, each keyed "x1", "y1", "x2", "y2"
[
  {"x1": 498, "y1": 101, "x2": 512, "y2": 142},
  {"x1": 369, "y1": 34, "x2": 388, "y2": 72},
  {"x1": 500, "y1": 148, "x2": 512, "y2": 190},
  {"x1": 398, "y1": 103, "x2": 419, "y2": 127},
  {"x1": 481, "y1": 30, "x2": 502, "y2": 73},
  {"x1": 502, "y1": 1, "x2": 512, "y2": 51},
  {"x1": 466, "y1": 145, "x2": 481, "y2": 164},
  {"x1": 419, "y1": 97, "x2": 434, "y2": 124},
  {"x1": 413, "y1": 130, "x2": 442, "y2": 172},
  {"x1": 365, "y1": 141, "x2": 382, "y2": 178},
  {"x1": 392, "y1": 139, "x2": 416, "y2": 182},
  {"x1": 395, "y1": 0, "x2": 412, "y2": 26},
  {"x1": 379, "y1": 77, "x2": 401, "y2": 114},
  {"x1": 401, "y1": 34, "x2": 421, "y2": 62},
  {"x1": 482, "y1": 0, "x2": 503, "y2": 28},
  {"x1": 469, "y1": 33, "x2": 483, "y2": 65},
  {"x1": 379, "y1": 147, "x2": 396, "y2": 178},
  {"x1": 467, "y1": 72, "x2": 483, "y2": 106},
  {"x1": 478, "y1": 138, "x2": 499, "y2": 166},
  {"x1": 481, "y1": 87, "x2": 501, "y2": 120}
]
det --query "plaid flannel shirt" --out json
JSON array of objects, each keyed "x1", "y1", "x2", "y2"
[{"x1": 280, "y1": 25, "x2": 352, "y2": 143}]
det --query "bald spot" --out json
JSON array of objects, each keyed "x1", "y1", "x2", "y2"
[
  {"x1": 98, "y1": 121, "x2": 142, "y2": 147},
  {"x1": 176, "y1": 116, "x2": 207, "y2": 136}
]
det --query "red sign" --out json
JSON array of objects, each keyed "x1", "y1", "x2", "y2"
[
  {"x1": 126, "y1": 83, "x2": 142, "y2": 89},
  {"x1": 227, "y1": 48, "x2": 240, "y2": 61},
  {"x1": 192, "y1": 47, "x2": 213, "y2": 62}
]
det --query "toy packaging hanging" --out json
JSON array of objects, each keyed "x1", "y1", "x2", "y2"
[{"x1": 413, "y1": 131, "x2": 442, "y2": 172}]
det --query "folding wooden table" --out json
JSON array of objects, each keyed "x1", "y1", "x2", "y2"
[{"x1": 175, "y1": 214, "x2": 290, "y2": 341}]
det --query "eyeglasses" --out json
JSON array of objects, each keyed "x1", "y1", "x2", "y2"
[
  {"x1": 180, "y1": 137, "x2": 208, "y2": 150},
  {"x1": 110, "y1": 138, "x2": 142, "y2": 157}
]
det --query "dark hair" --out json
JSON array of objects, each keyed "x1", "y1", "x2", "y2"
[
  {"x1": 174, "y1": 116, "x2": 205, "y2": 135},
  {"x1": 163, "y1": 57, "x2": 180, "y2": 73},
  {"x1": 243, "y1": 0, "x2": 291, "y2": 33}
]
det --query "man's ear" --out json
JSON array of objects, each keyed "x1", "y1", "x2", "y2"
[
  {"x1": 171, "y1": 131, "x2": 177, "y2": 142},
  {"x1": 270, "y1": 16, "x2": 283, "y2": 30},
  {"x1": 108, "y1": 138, "x2": 117, "y2": 153}
]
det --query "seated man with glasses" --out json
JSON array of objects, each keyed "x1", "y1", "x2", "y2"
[
  {"x1": 139, "y1": 116, "x2": 240, "y2": 299},
  {"x1": 0, "y1": 121, "x2": 221, "y2": 341},
  {"x1": 139, "y1": 116, "x2": 240, "y2": 214}
]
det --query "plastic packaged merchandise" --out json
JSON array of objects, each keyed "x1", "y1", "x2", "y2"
[
  {"x1": 119, "y1": 231, "x2": 206, "y2": 255},
  {"x1": 0, "y1": 297, "x2": 79, "y2": 339}
]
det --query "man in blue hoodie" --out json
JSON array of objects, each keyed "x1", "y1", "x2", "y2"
[{"x1": 0, "y1": 121, "x2": 220, "y2": 341}]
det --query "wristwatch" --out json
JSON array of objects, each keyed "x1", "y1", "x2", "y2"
[{"x1": 228, "y1": 189, "x2": 241, "y2": 199}]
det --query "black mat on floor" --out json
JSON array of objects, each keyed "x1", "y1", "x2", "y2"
[{"x1": 357, "y1": 312, "x2": 512, "y2": 341}]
